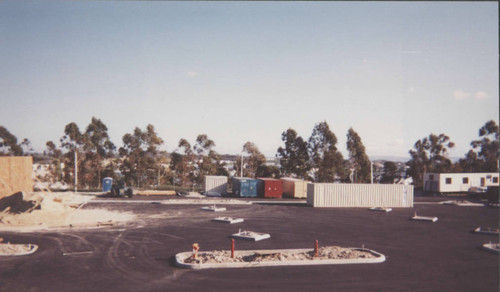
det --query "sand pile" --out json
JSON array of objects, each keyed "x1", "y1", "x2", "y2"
[
  {"x1": 184, "y1": 246, "x2": 376, "y2": 264},
  {"x1": 0, "y1": 192, "x2": 135, "y2": 231}
]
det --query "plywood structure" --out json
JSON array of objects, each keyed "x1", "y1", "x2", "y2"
[{"x1": 0, "y1": 156, "x2": 33, "y2": 198}]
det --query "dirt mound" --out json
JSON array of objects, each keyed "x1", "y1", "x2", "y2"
[
  {"x1": 0, "y1": 192, "x2": 135, "y2": 231},
  {"x1": 0, "y1": 192, "x2": 42, "y2": 214}
]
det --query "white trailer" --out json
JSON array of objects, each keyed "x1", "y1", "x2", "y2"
[{"x1": 423, "y1": 173, "x2": 499, "y2": 193}]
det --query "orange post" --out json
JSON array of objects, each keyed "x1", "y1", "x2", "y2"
[
  {"x1": 314, "y1": 240, "x2": 319, "y2": 257},
  {"x1": 231, "y1": 239, "x2": 235, "y2": 259},
  {"x1": 192, "y1": 243, "x2": 200, "y2": 259}
]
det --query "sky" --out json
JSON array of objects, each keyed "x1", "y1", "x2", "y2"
[{"x1": 0, "y1": 1, "x2": 498, "y2": 160}]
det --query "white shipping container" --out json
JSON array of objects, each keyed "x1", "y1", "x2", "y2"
[
  {"x1": 204, "y1": 176, "x2": 228, "y2": 195},
  {"x1": 281, "y1": 177, "x2": 309, "y2": 198},
  {"x1": 307, "y1": 183, "x2": 413, "y2": 208}
]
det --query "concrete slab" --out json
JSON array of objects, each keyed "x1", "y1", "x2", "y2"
[
  {"x1": 482, "y1": 243, "x2": 500, "y2": 254},
  {"x1": 474, "y1": 227, "x2": 500, "y2": 235},
  {"x1": 212, "y1": 217, "x2": 244, "y2": 224},
  {"x1": 369, "y1": 207, "x2": 392, "y2": 212},
  {"x1": 412, "y1": 212, "x2": 438, "y2": 222},
  {"x1": 232, "y1": 230, "x2": 270, "y2": 241},
  {"x1": 440, "y1": 200, "x2": 485, "y2": 207},
  {"x1": 201, "y1": 205, "x2": 226, "y2": 212}
]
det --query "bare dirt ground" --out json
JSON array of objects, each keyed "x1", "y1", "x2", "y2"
[
  {"x1": 0, "y1": 192, "x2": 135, "y2": 232},
  {"x1": 0, "y1": 194, "x2": 498, "y2": 291}
]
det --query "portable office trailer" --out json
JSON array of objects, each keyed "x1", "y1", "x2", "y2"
[
  {"x1": 232, "y1": 177, "x2": 259, "y2": 198},
  {"x1": 307, "y1": 183, "x2": 413, "y2": 208},
  {"x1": 204, "y1": 175, "x2": 228, "y2": 195},
  {"x1": 423, "y1": 173, "x2": 499, "y2": 193},
  {"x1": 281, "y1": 177, "x2": 309, "y2": 198},
  {"x1": 257, "y1": 178, "x2": 282, "y2": 198}
]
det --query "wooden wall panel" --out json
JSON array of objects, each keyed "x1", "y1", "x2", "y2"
[{"x1": 0, "y1": 156, "x2": 33, "y2": 198}]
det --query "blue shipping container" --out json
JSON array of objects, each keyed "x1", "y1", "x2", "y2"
[
  {"x1": 102, "y1": 177, "x2": 113, "y2": 192},
  {"x1": 232, "y1": 177, "x2": 259, "y2": 197}
]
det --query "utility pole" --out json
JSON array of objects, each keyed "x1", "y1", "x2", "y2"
[
  {"x1": 371, "y1": 161, "x2": 373, "y2": 184},
  {"x1": 74, "y1": 151, "x2": 78, "y2": 192},
  {"x1": 240, "y1": 154, "x2": 243, "y2": 177}
]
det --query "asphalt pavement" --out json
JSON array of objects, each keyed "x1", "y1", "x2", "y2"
[{"x1": 0, "y1": 196, "x2": 498, "y2": 291}]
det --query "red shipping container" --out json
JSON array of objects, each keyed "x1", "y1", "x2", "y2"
[{"x1": 257, "y1": 178, "x2": 283, "y2": 198}]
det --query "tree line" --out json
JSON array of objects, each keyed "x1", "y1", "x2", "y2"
[{"x1": 0, "y1": 119, "x2": 498, "y2": 190}]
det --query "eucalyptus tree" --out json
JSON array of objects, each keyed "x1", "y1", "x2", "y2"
[
  {"x1": 82, "y1": 117, "x2": 116, "y2": 187},
  {"x1": 59, "y1": 118, "x2": 116, "y2": 188},
  {"x1": 119, "y1": 124, "x2": 164, "y2": 188},
  {"x1": 45, "y1": 141, "x2": 63, "y2": 182},
  {"x1": 0, "y1": 126, "x2": 24, "y2": 156},
  {"x1": 346, "y1": 127, "x2": 371, "y2": 183},
  {"x1": 470, "y1": 120, "x2": 499, "y2": 171},
  {"x1": 276, "y1": 128, "x2": 309, "y2": 179},
  {"x1": 381, "y1": 161, "x2": 398, "y2": 184},
  {"x1": 59, "y1": 122, "x2": 84, "y2": 185},
  {"x1": 407, "y1": 133, "x2": 455, "y2": 189},
  {"x1": 308, "y1": 122, "x2": 345, "y2": 182},
  {"x1": 238, "y1": 141, "x2": 266, "y2": 178}
]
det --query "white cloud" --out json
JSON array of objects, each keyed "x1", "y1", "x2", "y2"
[
  {"x1": 186, "y1": 71, "x2": 199, "y2": 78},
  {"x1": 387, "y1": 138, "x2": 404, "y2": 147},
  {"x1": 409, "y1": 86, "x2": 415, "y2": 93},
  {"x1": 474, "y1": 91, "x2": 489, "y2": 100},
  {"x1": 453, "y1": 89, "x2": 471, "y2": 100}
]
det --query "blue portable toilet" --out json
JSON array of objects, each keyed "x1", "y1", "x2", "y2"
[
  {"x1": 232, "y1": 177, "x2": 259, "y2": 197},
  {"x1": 102, "y1": 177, "x2": 113, "y2": 192}
]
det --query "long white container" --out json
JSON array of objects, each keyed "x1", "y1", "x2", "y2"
[
  {"x1": 204, "y1": 176, "x2": 228, "y2": 195},
  {"x1": 281, "y1": 177, "x2": 309, "y2": 198},
  {"x1": 307, "y1": 183, "x2": 413, "y2": 208}
]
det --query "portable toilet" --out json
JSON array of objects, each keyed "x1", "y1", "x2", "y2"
[
  {"x1": 102, "y1": 177, "x2": 113, "y2": 192},
  {"x1": 232, "y1": 177, "x2": 259, "y2": 198},
  {"x1": 257, "y1": 178, "x2": 283, "y2": 198}
]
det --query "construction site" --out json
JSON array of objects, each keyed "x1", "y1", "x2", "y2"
[{"x1": 0, "y1": 157, "x2": 499, "y2": 291}]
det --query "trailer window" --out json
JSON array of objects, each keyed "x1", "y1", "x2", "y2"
[
  {"x1": 494, "y1": 177, "x2": 499, "y2": 183},
  {"x1": 445, "y1": 178, "x2": 452, "y2": 184},
  {"x1": 462, "y1": 177, "x2": 469, "y2": 184}
]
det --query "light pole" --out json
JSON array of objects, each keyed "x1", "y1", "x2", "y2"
[
  {"x1": 240, "y1": 154, "x2": 243, "y2": 177},
  {"x1": 74, "y1": 150, "x2": 78, "y2": 192},
  {"x1": 371, "y1": 161, "x2": 373, "y2": 184}
]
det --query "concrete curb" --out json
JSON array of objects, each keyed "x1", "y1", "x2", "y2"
[
  {"x1": 0, "y1": 244, "x2": 38, "y2": 256},
  {"x1": 175, "y1": 247, "x2": 386, "y2": 269},
  {"x1": 89, "y1": 199, "x2": 252, "y2": 205},
  {"x1": 482, "y1": 243, "x2": 500, "y2": 254},
  {"x1": 412, "y1": 215, "x2": 438, "y2": 222},
  {"x1": 474, "y1": 227, "x2": 500, "y2": 235}
]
